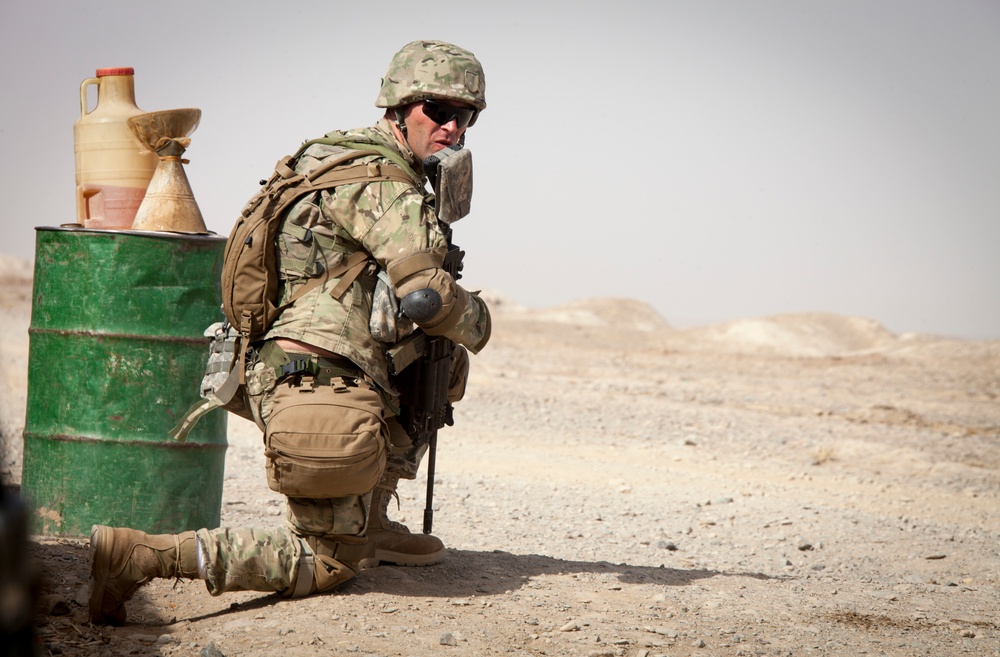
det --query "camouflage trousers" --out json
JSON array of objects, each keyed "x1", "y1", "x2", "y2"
[
  {"x1": 195, "y1": 526, "x2": 305, "y2": 596},
  {"x1": 193, "y1": 346, "x2": 470, "y2": 597},
  {"x1": 194, "y1": 522, "x2": 371, "y2": 597}
]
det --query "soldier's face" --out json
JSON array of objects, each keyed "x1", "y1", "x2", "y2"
[{"x1": 403, "y1": 100, "x2": 471, "y2": 162}]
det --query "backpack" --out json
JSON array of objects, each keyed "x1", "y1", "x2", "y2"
[
  {"x1": 222, "y1": 141, "x2": 416, "y2": 349},
  {"x1": 169, "y1": 139, "x2": 417, "y2": 441}
]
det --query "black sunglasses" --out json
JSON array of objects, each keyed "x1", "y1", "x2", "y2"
[{"x1": 421, "y1": 99, "x2": 477, "y2": 129}]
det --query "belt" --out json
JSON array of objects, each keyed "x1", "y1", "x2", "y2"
[{"x1": 278, "y1": 351, "x2": 366, "y2": 386}]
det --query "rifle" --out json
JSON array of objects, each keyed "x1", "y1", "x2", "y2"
[
  {"x1": 392, "y1": 144, "x2": 472, "y2": 534},
  {"x1": 394, "y1": 234, "x2": 464, "y2": 534}
]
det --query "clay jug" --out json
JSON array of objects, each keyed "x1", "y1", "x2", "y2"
[{"x1": 74, "y1": 67, "x2": 158, "y2": 229}]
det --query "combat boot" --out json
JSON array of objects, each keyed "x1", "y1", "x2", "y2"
[
  {"x1": 89, "y1": 525, "x2": 200, "y2": 625},
  {"x1": 366, "y1": 473, "x2": 444, "y2": 566}
]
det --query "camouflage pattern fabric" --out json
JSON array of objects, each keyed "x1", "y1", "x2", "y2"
[
  {"x1": 195, "y1": 494, "x2": 371, "y2": 597},
  {"x1": 286, "y1": 496, "x2": 368, "y2": 537},
  {"x1": 263, "y1": 118, "x2": 490, "y2": 395},
  {"x1": 375, "y1": 40, "x2": 486, "y2": 115},
  {"x1": 196, "y1": 526, "x2": 304, "y2": 596},
  {"x1": 199, "y1": 112, "x2": 490, "y2": 593}
]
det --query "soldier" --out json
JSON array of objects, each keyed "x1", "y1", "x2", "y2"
[{"x1": 89, "y1": 40, "x2": 491, "y2": 625}]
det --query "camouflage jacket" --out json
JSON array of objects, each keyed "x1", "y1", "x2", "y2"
[{"x1": 262, "y1": 119, "x2": 489, "y2": 394}]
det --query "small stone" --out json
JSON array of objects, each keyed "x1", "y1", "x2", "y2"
[
  {"x1": 647, "y1": 626, "x2": 678, "y2": 638},
  {"x1": 560, "y1": 621, "x2": 581, "y2": 632},
  {"x1": 691, "y1": 638, "x2": 706, "y2": 647},
  {"x1": 925, "y1": 554, "x2": 947, "y2": 560},
  {"x1": 201, "y1": 643, "x2": 226, "y2": 657},
  {"x1": 439, "y1": 632, "x2": 459, "y2": 646},
  {"x1": 797, "y1": 538, "x2": 814, "y2": 551}
]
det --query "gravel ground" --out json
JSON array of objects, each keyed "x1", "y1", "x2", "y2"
[{"x1": 2, "y1": 257, "x2": 998, "y2": 657}]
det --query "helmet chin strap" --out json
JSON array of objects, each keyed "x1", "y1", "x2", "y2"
[
  {"x1": 391, "y1": 107, "x2": 422, "y2": 165},
  {"x1": 393, "y1": 108, "x2": 408, "y2": 139}
]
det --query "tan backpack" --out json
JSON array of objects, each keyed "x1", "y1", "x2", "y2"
[{"x1": 222, "y1": 143, "x2": 415, "y2": 348}]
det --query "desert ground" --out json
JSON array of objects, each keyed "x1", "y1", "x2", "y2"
[{"x1": 1, "y1": 252, "x2": 998, "y2": 657}]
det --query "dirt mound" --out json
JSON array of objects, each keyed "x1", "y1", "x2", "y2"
[
  {"x1": 679, "y1": 311, "x2": 899, "y2": 356},
  {"x1": 530, "y1": 297, "x2": 671, "y2": 332}
]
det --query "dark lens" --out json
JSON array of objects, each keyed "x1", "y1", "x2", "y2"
[{"x1": 423, "y1": 100, "x2": 475, "y2": 129}]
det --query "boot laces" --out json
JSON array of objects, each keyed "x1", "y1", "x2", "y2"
[{"x1": 374, "y1": 483, "x2": 409, "y2": 533}]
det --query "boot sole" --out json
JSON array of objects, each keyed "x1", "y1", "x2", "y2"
[{"x1": 369, "y1": 547, "x2": 445, "y2": 568}]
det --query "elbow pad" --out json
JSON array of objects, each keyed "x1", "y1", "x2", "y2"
[{"x1": 387, "y1": 250, "x2": 492, "y2": 353}]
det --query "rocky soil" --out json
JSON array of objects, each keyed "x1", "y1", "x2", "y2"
[{"x1": 1, "y1": 253, "x2": 998, "y2": 657}]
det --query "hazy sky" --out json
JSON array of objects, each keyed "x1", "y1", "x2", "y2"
[{"x1": 2, "y1": 1, "x2": 998, "y2": 339}]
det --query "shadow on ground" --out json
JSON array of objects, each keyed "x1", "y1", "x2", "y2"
[{"x1": 27, "y1": 539, "x2": 780, "y2": 655}]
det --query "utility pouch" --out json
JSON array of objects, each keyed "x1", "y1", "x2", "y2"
[
  {"x1": 264, "y1": 379, "x2": 388, "y2": 498},
  {"x1": 170, "y1": 321, "x2": 253, "y2": 441},
  {"x1": 369, "y1": 270, "x2": 414, "y2": 343}
]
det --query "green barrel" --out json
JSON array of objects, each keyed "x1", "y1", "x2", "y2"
[{"x1": 21, "y1": 227, "x2": 228, "y2": 537}]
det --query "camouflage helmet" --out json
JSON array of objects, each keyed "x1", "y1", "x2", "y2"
[{"x1": 376, "y1": 40, "x2": 486, "y2": 125}]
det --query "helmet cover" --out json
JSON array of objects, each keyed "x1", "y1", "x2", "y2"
[{"x1": 376, "y1": 40, "x2": 486, "y2": 123}]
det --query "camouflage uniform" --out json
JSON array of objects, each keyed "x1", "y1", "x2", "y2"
[
  {"x1": 264, "y1": 119, "x2": 489, "y2": 395},
  {"x1": 89, "y1": 40, "x2": 489, "y2": 624}
]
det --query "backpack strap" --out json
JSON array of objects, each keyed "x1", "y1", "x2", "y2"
[
  {"x1": 268, "y1": 146, "x2": 415, "y2": 304},
  {"x1": 298, "y1": 135, "x2": 424, "y2": 188}
]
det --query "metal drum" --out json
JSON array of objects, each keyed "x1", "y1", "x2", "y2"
[{"x1": 21, "y1": 227, "x2": 228, "y2": 537}]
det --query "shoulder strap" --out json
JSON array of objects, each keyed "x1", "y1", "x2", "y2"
[
  {"x1": 267, "y1": 152, "x2": 413, "y2": 305},
  {"x1": 262, "y1": 147, "x2": 414, "y2": 201},
  {"x1": 298, "y1": 135, "x2": 424, "y2": 188}
]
